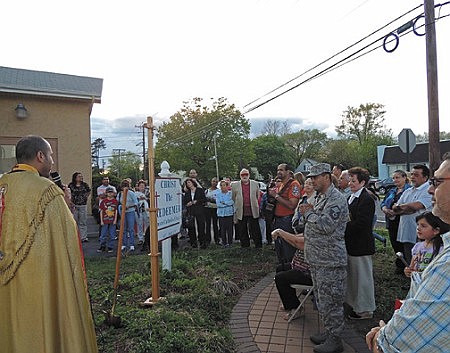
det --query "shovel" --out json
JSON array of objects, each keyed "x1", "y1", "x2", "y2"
[{"x1": 104, "y1": 187, "x2": 128, "y2": 328}]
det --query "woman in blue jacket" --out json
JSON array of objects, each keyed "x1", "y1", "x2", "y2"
[
  {"x1": 216, "y1": 180, "x2": 234, "y2": 247},
  {"x1": 380, "y1": 170, "x2": 411, "y2": 273}
]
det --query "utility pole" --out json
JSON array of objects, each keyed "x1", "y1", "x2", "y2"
[
  {"x1": 213, "y1": 134, "x2": 219, "y2": 180},
  {"x1": 112, "y1": 148, "x2": 125, "y2": 178},
  {"x1": 424, "y1": 0, "x2": 440, "y2": 173},
  {"x1": 135, "y1": 123, "x2": 147, "y2": 180}
]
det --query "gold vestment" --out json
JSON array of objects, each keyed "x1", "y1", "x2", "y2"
[{"x1": 0, "y1": 168, "x2": 98, "y2": 353}]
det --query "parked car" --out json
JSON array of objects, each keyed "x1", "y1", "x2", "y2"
[
  {"x1": 375, "y1": 177, "x2": 395, "y2": 195},
  {"x1": 368, "y1": 176, "x2": 380, "y2": 189},
  {"x1": 258, "y1": 181, "x2": 267, "y2": 192}
]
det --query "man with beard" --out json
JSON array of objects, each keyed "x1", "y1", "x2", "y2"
[
  {"x1": 0, "y1": 135, "x2": 98, "y2": 353},
  {"x1": 232, "y1": 168, "x2": 262, "y2": 248},
  {"x1": 268, "y1": 163, "x2": 301, "y2": 265}
]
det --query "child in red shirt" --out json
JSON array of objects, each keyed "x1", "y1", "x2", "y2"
[{"x1": 98, "y1": 187, "x2": 118, "y2": 253}]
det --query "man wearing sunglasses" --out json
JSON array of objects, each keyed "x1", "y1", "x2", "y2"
[
  {"x1": 231, "y1": 168, "x2": 262, "y2": 248},
  {"x1": 392, "y1": 165, "x2": 432, "y2": 265}
]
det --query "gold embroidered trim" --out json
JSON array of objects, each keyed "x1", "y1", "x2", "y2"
[{"x1": 0, "y1": 184, "x2": 62, "y2": 285}]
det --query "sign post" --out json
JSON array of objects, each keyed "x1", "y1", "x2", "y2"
[
  {"x1": 143, "y1": 116, "x2": 162, "y2": 306},
  {"x1": 398, "y1": 128, "x2": 416, "y2": 171}
]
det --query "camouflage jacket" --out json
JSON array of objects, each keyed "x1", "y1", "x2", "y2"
[{"x1": 303, "y1": 184, "x2": 349, "y2": 267}]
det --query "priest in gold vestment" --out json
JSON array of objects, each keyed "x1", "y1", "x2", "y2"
[{"x1": 0, "y1": 135, "x2": 98, "y2": 353}]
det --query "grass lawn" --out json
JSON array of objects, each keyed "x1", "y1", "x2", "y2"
[{"x1": 85, "y1": 228, "x2": 410, "y2": 353}]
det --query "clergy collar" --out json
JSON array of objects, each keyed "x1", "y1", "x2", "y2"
[{"x1": 11, "y1": 164, "x2": 39, "y2": 175}]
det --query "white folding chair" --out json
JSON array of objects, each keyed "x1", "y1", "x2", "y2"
[{"x1": 288, "y1": 283, "x2": 315, "y2": 323}]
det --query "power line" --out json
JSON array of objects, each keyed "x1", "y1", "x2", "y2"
[
  {"x1": 243, "y1": 3, "x2": 423, "y2": 111},
  {"x1": 153, "y1": 3, "x2": 449, "y2": 148},
  {"x1": 315, "y1": 9, "x2": 450, "y2": 80},
  {"x1": 243, "y1": 3, "x2": 450, "y2": 114}
]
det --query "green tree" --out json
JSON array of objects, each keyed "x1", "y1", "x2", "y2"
[
  {"x1": 333, "y1": 103, "x2": 394, "y2": 175},
  {"x1": 108, "y1": 151, "x2": 142, "y2": 182},
  {"x1": 283, "y1": 129, "x2": 328, "y2": 167},
  {"x1": 336, "y1": 103, "x2": 391, "y2": 144},
  {"x1": 249, "y1": 135, "x2": 296, "y2": 180},
  {"x1": 155, "y1": 97, "x2": 252, "y2": 183},
  {"x1": 91, "y1": 138, "x2": 106, "y2": 170}
]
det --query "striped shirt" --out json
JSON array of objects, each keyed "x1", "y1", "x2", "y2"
[{"x1": 377, "y1": 231, "x2": 450, "y2": 352}]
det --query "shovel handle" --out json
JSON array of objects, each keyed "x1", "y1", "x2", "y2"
[{"x1": 111, "y1": 187, "x2": 128, "y2": 316}]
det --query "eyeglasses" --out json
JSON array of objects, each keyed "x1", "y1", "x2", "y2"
[{"x1": 429, "y1": 177, "x2": 450, "y2": 187}]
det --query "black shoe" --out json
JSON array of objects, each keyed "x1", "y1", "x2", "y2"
[
  {"x1": 107, "y1": 248, "x2": 114, "y2": 253},
  {"x1": 313, "y1": 336, "x2": 343, "y2": 353},
  {"x1": 347, "y1": 311, "x2": 373, "y2": 320},
  {"x1": 310, "y1": 332, "x2": 328, "y2": 345},
  {"x1": 82, "y1": 238, "x2": 89, "y2": 243},
  {"x1": 97, "y1": 245, "x2": 106, "y2": 253}
]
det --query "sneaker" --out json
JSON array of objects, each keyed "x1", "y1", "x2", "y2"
[
  {"x1": 310, "y1": 332, "x2": 328, "y2": 345},
  {"x1": 82, "y1": 238, "x2": 89, "y2": 243},
  {"x1": 121, "y1": 246, "x2": 126, "y2": 251},
  {"x1": 313, "y1": 335, "x2": 343, "y2": 353},
  {"x1": 107, "y1": 248, "x2": 114, "y2": 253},
  {"x1": 129, "y1": 246, "x2": 135, "y2": 251},
  {"x1": 348, "y1": 311, "x2": 373, "y2": 320}
]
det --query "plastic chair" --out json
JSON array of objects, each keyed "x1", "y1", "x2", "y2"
[{"x1": 288, "y1": 283, "x2": 315, "y2": 323}]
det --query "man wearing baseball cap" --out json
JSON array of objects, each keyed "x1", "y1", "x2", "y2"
[{"x1": 299, "y1": 163, "x2": 349, "y2": 353}]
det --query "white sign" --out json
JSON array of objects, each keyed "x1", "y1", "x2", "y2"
[{"x1": 155, "y1": 178, "x2": 182, "y2": 241}]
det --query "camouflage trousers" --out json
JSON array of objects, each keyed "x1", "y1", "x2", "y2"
[{"x1": 310, "y1": 265, "x2": 347, "y2": 337}]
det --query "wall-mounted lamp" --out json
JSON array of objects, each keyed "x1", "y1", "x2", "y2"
[{"x1": 15, "y1": 103, "x2": 28, "y2": 119}]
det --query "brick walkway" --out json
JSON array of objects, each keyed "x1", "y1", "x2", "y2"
[{"x1": 230, "y1": 274, "x2": 370, "y2": 353}]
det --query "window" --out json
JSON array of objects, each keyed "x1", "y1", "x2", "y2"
[
  {"x1": 0, "y1": 143, "x2": 16, "y2": 176},
  {"x1": 0, "y1": 137, "x2": 58, "y2": 176}
]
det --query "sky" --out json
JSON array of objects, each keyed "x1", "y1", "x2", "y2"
[{"x1": 2, "y1": 0, "x2": 450, "y2": 160}]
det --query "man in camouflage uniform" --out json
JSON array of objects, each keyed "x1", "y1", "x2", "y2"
[{"x1": 299, "y1": 163, "x2": 348, "y2": 353}]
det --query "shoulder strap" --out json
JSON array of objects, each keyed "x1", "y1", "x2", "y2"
[{"x1": 279, "y1": 178, "x2": 294, "y2": 197}]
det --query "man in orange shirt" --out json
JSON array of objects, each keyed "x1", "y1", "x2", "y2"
[{"x1": 269, "y1": 164, "x2": 301, "y2": 265}]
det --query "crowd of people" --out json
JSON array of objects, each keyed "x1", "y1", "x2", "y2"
[
  {"x1": 1, "y1": 134, "x2": 449, "y2": 353},
  {"x1": 267, "y1": 162, "x2": 449, "y2": 353}
]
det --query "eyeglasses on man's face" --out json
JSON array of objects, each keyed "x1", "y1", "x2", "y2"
[{"x1": 429, "y1": 177, "x2": 450, "y2": 187}]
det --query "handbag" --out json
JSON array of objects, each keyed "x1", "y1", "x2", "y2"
[{"x1": 183, "y1": 213, "x2": 195, "y2": 229}]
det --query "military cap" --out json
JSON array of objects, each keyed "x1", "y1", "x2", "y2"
[{"x1": 308, "y1": 163, "x2": 331, "y2": 177}]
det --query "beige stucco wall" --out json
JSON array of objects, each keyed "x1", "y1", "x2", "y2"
[{"x1": 1, "y1": 94, "x2": 94, "y2": 207}]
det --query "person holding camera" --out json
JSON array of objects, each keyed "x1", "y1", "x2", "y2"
[
  {"x1": 292, "y1": 177, "x2": 316, "y2": 234},
  {"x1": 268, "y1": 164, "x2": 301, "y2": 265}
]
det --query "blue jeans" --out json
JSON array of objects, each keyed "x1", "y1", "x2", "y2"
[
  {"x1": 123, "y1": 211, "x2": 136, "y2": 248},
  {"x1": 100, "y1": 223, "x2": 116, "y2": 249}
]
